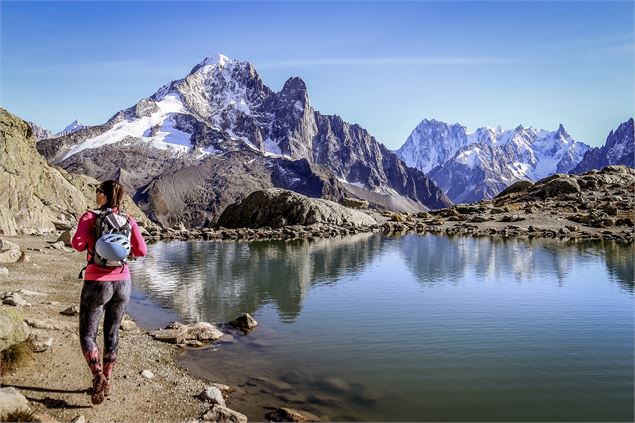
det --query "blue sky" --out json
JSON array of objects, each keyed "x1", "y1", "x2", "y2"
[{"x1": 1, "y1": 0, "x2": 633, "y2": 148}]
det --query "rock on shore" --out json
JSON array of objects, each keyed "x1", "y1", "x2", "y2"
[{"x1": 216, "y1": 188, "x2": 377, "y2": 229}]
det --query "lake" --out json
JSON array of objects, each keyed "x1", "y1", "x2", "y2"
[{"x1": 128, "y1": 233, "x2": 634, "y2": 421}]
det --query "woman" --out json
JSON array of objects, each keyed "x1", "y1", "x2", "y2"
[{"x1": 71, "y1": 180, "x2": 147, "y2": 405}]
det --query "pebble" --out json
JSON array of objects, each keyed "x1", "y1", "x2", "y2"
[
  {"x1": 70, "y1": 416, "x2": 86, "y2": 423},
  {"x1": 141, "y1": 370, "x2": 155, "y2": 380},
  {"x1": 120, "y1": 320, "x2": 138, "y2": 331},
  {"x1": 60, "y1": 306, "x2": 80, "y2": 316},
  {"x1": 0, "y1": 267, "x2": 8, "y2": 276}
]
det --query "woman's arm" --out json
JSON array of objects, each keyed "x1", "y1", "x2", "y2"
[
  {"x1": 129, "y1": 217, "x2": 148, "y2": 257},
  {"x1": 71, "y1": 211, "x2": 93, "y2": 252}
]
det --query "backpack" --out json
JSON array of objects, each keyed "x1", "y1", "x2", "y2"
[{"x1": 78, "y1": 208, "x2": 132, "y2": 279}]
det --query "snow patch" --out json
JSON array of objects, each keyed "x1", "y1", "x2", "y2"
[{"x1": 61, "y1": 95, "x2": 189, "y2": 160}]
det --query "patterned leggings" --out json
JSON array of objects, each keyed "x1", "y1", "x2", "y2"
[{"x1": 79, "y1": 279, "x2": 131, "y2": 379}]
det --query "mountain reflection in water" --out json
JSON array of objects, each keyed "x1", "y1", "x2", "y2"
[{"x1": 129, "y1": 234, "x2": 633, "y2": 325}]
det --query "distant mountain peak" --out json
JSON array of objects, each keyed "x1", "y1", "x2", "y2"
[
  {"x1": 189, "y1": 53, "x2": 239, "y2": 75},
  {"x1": 556, "y1": 123, "x2": 570, "y2": 139}
]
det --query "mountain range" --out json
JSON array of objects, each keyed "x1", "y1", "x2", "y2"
[
  {"x1": 396, "y1": 118, "x2": 633, "y2": 203},
  {"x1": 36, "y1": 54, "x2": 450, "y2": 227}
]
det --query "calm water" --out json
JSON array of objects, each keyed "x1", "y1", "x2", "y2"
[{"x1": 128, "y1": 234, "x2": 634, "y2": 421}]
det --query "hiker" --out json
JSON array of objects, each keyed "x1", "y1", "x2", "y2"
[{"x1": 71, "y1": 180, "x2": 147, "y2": 405}]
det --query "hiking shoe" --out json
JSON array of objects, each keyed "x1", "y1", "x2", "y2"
[
  {"x1": 91, "y1": 373, "x2": 107, "y2": 405},
  {"x1": 104, "y1": 378, "x2": 112, "y2": 397}
]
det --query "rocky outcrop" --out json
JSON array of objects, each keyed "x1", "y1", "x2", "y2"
[
  {"x1": 217, "y1": 189, "x2": 377, "y2": 229},
  {"x1": 0, "y1": 108, "x2": 149, "y2": 235},
  {"x1": 571, "y1": 118, "x2": 634, "y2": 173}
]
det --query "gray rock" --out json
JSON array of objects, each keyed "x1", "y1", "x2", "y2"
[
  {"x1": 49, "y1": 241, "x2": 66, "y2": 250},
  {"x1": 198, "y1": 386, "x2": 226, "y2": 407},
  {"x1": 217, "y1": 189, "x2": 377, "y2": 229},
  {"x1": 150, "y1": 327, "x2": 188, "y2": 344},
  {"x1": 201, "y1": 404, "x2": 247, "y2": 423},
  {"x1": 151, "y1": 321, "x2": 223, "y2": 344},
  {"x1": 495, "y1": 180, "x2": 534, "y2": 197},
  {"x1": 265, "y1": 407, "x2": 322, "y2": 422},
  {"x1": 0, "y1": 239, "x2": 21, "y2": 264},
  {"x1": 60, "y1": 306, "x2": 79, "y2": 316},
  {"x1": 0, "y1": 267, "x2": 8, "y2": 276},
  {"x1": 0, "y1": 308, "x2": 28, "y2": 352},
  {"x1": 56, "y1": 229, "x2": 73, "y2": 246},
  {"x1": 120, "y1": 320, "x2": 137, "y2": 331},
  {"x1": 28, "y1": 334, "x2": 53, "y2": 353},
  {"x1": 228, "y1": 313, "x2": 258, "y2": 333},
  {"x1": 2, "y1": 293, "x2": 31, "y2": 307},
  {"x1": 0, "y1": 387, "x2": 30, "y2": 419},
  {"x1": 539, "y1": 177, "x2": 581, "y2": 198},
  {"x1": 140, "y1": 370, "x2": 154, "y2": 380},
  {"x1": 342, "y1": 197, "x2": 369, "y2": 209},
  {"x1": 70, "y1": 415, "x2": 86, "y2": 423},
  {"x1": 24, "y1": 318, "x2": 62, "y2": 331},
  {"x1": 186, "y1": 322, "x2": 224, "y2": 341},
  {"x1": 470, "y1": 215, "x2": 489, "y2": 223}
]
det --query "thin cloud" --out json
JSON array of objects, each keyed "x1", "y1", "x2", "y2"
[
  {"x1": 21, "y1": 60, "x2": 186, "y2": 77},
  {"x1": 257, "y1": 56, "x2": 554, "y2": 68}
]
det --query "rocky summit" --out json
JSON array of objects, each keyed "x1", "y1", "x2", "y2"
[
  {"x1": 36, "y1": 54, "x2": 450, "y2": 228},
  {"x1": 0, "y1": 108, "x2": 148, "y2": 235},
  {"x1": 396, "y1": 118, "x2": 634, "y2": 204},
  {"x1": 571, "y1": 118, "x2": 634, "y2": 174}
]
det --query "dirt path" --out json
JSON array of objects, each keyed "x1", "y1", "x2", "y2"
[{"x1": 0, "y1": 235, "x2": 219, "y2": 423}]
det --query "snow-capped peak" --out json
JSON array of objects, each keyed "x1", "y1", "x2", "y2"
[
  {"x1": 190, "y1": 53, "x2": 235, "y2": 75},
  {"x1": 58, "y1": 119, "x2": 85, "y2": 135}
]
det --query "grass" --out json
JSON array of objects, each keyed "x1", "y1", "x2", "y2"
[
  {"x1": 0, "y1": 408, "x2": 36, "y2": 422},
  {"x1": 0, "y1": 341, "x2": 33, "y2": 376}
]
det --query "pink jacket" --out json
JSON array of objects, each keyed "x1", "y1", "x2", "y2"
[{"x1": 72, "y1": 209, "x2": 147, "y2": 281}]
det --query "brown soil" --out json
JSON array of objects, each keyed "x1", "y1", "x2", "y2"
[{"x1": 0, "y1": 235, "x2": 221, "y2": 423}]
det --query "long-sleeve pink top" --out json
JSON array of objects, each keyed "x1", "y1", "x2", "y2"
[{"x1": 72, "y1": 209, "x2": 147, "y2": 281}]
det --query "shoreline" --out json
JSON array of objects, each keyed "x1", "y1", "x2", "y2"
[
  {"x1": 146, "y1": 208, "x2": 634, "y2": 244},
  {"x1": 1, "y1": 220, "x2": 632, "y2": 421},
  {"x1": 0, "y1": 235, "x2": 217, "y2": 422}
]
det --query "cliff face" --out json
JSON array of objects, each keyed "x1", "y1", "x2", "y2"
[{"x1": 0, "y1": 108, "x2": 148, "y2": 235}]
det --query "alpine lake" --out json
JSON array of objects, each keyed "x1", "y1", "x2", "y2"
[{"x1": 127, "y1": 233, "x2": 634, "y2": 422}]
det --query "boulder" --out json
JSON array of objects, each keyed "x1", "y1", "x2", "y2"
[
  {"x1": 187, "y1": 322, "x2": 224, "y2": 341},
  {"x1": 120, "y1": 320, "x2": 137, "y2": 331},
  {"x1": 495, "y1": 180, "x2": 533, "y2": 198},
  {"x1": 1, "y1": 292, "x2": 31, "y2": 307},
  {"x1": 201, "y1": 404, "x2": 248, "y2": 423},
  {"x1": 0, "y1": 387, "x2": 30, "y2": 420},
  {"x1": 342, "y1": 197, "x2": 369, "y2": 209},
  {"x1": 151, "y1": 321, "x2": 223, "y2": 344},
  {"x1": 0, "y1": 239, "x2": 21, "y2": 264},
  {"x1": 198, "y1": 387, "x2": 226, "y2": 407},
  {"x1": 265, "y1": 407, "x2": 322, "y2": 422},
  {"x1": 56, "y1": 229, "x2": 73, "y2": 246},
  {"x1": 227, "y1": 313, "x2": 258, "y2": 333},
  {"x1": 538, "y1": 177, "x2": 581, "y2": 199},
  {"x1": 217, "y1": 189, "x2": 376, "y2": 229},
  {"x1": 0, "y1": 308, "x2": 28, "y2": 352}
]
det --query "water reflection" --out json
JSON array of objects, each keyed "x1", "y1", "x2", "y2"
[
  {"x1": 400, "y1": 235, "x2": 634, "y2": 292},
  {"x1": 130, "y1": 234, "x2": 634, "y2": 324},
  {"x1": 130, "y1": 232, "x2": 386, "y2": 323}
]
